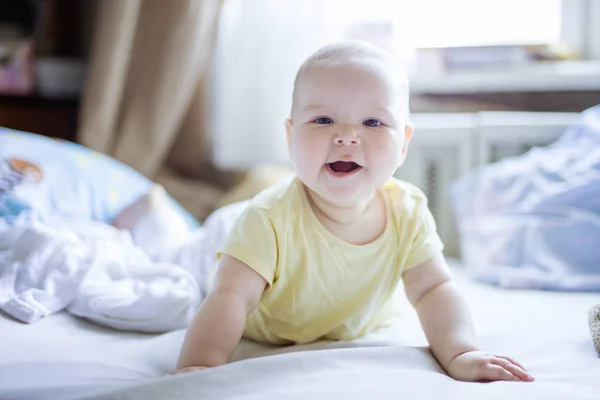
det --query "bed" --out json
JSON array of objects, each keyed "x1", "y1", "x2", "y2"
[
  {"x1": 1, "y1": 260, "x2": 599, "y2": 400},
  {"x1": 2, "y1": 113, "x2": 600, "y2": 399}
]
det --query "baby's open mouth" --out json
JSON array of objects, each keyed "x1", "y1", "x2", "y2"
[{"x1": 327, "y1": 161, "x2": 362, "y2": 174}]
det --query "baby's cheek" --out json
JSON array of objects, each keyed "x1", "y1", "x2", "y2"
[
  {"x1": 370, "y1": 139, "x2": 400, "y2": 170},
  {"x1": 291, "y1": 137, "x2": 320, "y2": 177}
]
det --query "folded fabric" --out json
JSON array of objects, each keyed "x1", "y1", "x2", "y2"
[
  {"x1": 590, "y1": 303, "x2": 600, "y2": 355},
  {"x1": 68, "y1": 260, "x2": 200, "y2": 332},
  {"x1": 0, "y1": 213, "x2": 200, "y2": 332},
  {"x1": 451, "y1": 105, "x2": 600, "y2": 291}
]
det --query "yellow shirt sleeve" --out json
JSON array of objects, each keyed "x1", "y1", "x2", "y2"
[
  {"x1": 218, "y1": 206, "x2": 278, "y2": 287},
  {"x1": 404, "y1": 197, "x2": 444, "y2": 270}
]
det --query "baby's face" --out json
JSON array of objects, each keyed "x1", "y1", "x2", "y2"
[{"x1": 287, "y1": 61, "x2": 412, "y2": 206}]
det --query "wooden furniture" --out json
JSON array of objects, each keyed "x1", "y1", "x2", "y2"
[{"x1": 0, "y1": 95, "x2": 79, "y2": 141}]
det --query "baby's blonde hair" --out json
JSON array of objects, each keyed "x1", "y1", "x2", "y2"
[{"x1": 291, "y1": 40, "x2": 410, "y2": 120}]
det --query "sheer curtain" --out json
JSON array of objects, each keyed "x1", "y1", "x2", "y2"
[{"x1": 211, "y1": 0, "x2": 353, "y2": 169}]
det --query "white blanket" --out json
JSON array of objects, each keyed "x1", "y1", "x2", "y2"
[
  {"x1": 0, "y1": 213, "x2": 201, "y2": 332},
  {"x1": 1, "y1": 262, "x2": 599, "y2": 400}
]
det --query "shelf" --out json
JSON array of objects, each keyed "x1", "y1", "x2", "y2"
[
  {"x1": 0, "y1": 93, "x2": 79, "y2": 107},
  {"x1": 410, "y1": 61, "x2": 600, "y2": 94}
]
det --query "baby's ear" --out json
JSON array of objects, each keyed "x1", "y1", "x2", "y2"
[
  {"x1": 285, "y1": 119, "x2": 293, "y2": 151},
  {"x1": 402, "y1": 124, "x2": 414, "y2": 154}
]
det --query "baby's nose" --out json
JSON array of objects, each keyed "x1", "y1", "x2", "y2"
[{"x1": 334, "y1": 131, "x2": 360, "y2": 147}]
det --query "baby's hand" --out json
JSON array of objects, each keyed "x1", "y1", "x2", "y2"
[
  {"x1": 445, "y1": 351, "x2": 534, "y2": 382},
  {"x1": 165, "y1": 366, "x2": 209, "y2": 376}
]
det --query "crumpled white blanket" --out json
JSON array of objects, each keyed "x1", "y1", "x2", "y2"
[
  {"x1": 0, "y1": 213, "x2": 202, "y2": 332},
  {"x1": 149, "y1": 200, "x2": 249, "y2": 298}
]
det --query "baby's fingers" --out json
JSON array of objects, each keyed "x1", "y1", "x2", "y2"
[
  {"x1": 171, "y1": 366, "x2": 209, "y2": 375},
  {"x1": 491, "y1": 357, "x2": 534, "y2": 382},
  {"x1": 495, "y1": 355, "x2": 529, "y2": 373},
  {"x1": 482, "y1": 364, "x2": 520, "y2": 382}
]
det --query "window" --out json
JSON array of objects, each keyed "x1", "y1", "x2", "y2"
[
  {"x1": 393, "y1": 0, "x2": 562, "y2": 48},
  {"x1": 342, "y1": 0, "x2": 597, "y2": 59}
]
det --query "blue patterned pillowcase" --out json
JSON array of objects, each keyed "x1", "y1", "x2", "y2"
[{"x1": 0, "y1": 127, "x2": 199, "y2": 228}]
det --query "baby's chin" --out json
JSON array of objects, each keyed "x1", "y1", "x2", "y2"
[
  {"x1": 306, "y1": 181, "x2": 376, "y2": 208},
  {"x1": 297, "y1": 167, "x2": 384, "y2": 206}
]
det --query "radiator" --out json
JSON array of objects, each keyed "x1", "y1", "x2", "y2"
[{"x1": 395, "y1": 111, "x2": 580, "y2": 257}]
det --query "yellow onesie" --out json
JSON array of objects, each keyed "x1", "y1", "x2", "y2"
[{"x1": 219, "y1": 176, "x2": 443, "y2": 345}]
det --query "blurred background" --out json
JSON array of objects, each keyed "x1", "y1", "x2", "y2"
[{"x1": 1, "y1": 0, "x2": 599, "y2": 257}]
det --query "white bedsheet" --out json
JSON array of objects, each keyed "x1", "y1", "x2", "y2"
[{"x1": 1, "y1": 262, "x2": 599, "y2": 400}]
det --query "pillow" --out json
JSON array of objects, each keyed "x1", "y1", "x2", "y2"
[{"x1": 0, "y1": 127, "x2": 199, "y2": 228}]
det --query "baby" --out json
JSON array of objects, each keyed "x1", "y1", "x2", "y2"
[{"x1": 175, "y1": 41, "x2": 534, "y2": 383}]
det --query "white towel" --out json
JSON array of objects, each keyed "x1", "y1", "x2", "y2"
[{"x1": 0, "y1": 213, "x2": 200, "y2": 332}]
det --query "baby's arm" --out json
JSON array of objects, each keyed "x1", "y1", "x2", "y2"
[
  {"x1": 403, "y1": 253, "x2": 534, "y2": 382},
  {"x1": 175, "y1": 254, "x2": 266, "y2": 371}
]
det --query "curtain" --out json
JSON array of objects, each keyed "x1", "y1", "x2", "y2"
[{"x1": 78, "y1": 0, "x2": 222, "y2": 179}]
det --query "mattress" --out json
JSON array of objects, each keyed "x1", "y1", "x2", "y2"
[{"x1": 1, "y1": 261, "x2": 599, "y2": 400}]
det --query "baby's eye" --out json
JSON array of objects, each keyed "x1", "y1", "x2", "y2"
[
  {"x1": 363, "y1": 119, "x2": 382, "y2": 127},
  {"x1": 313, "y1": 117, "x2": 333, "y2": 125}
]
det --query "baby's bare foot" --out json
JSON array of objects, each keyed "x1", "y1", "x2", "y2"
[{"x1": 112, "y1": 185, "x2": 164, "y2": 230}]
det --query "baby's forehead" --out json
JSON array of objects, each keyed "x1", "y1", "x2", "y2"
[
  {"x1": 293, "y1": 60, "x2": 408, "y2": 107},
  {"x1": 290, "y1": 42, "x2": 409, "y2": 117},
  {"x1": 298, "y1": 58, "x2": 399, "y2": 86}
]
